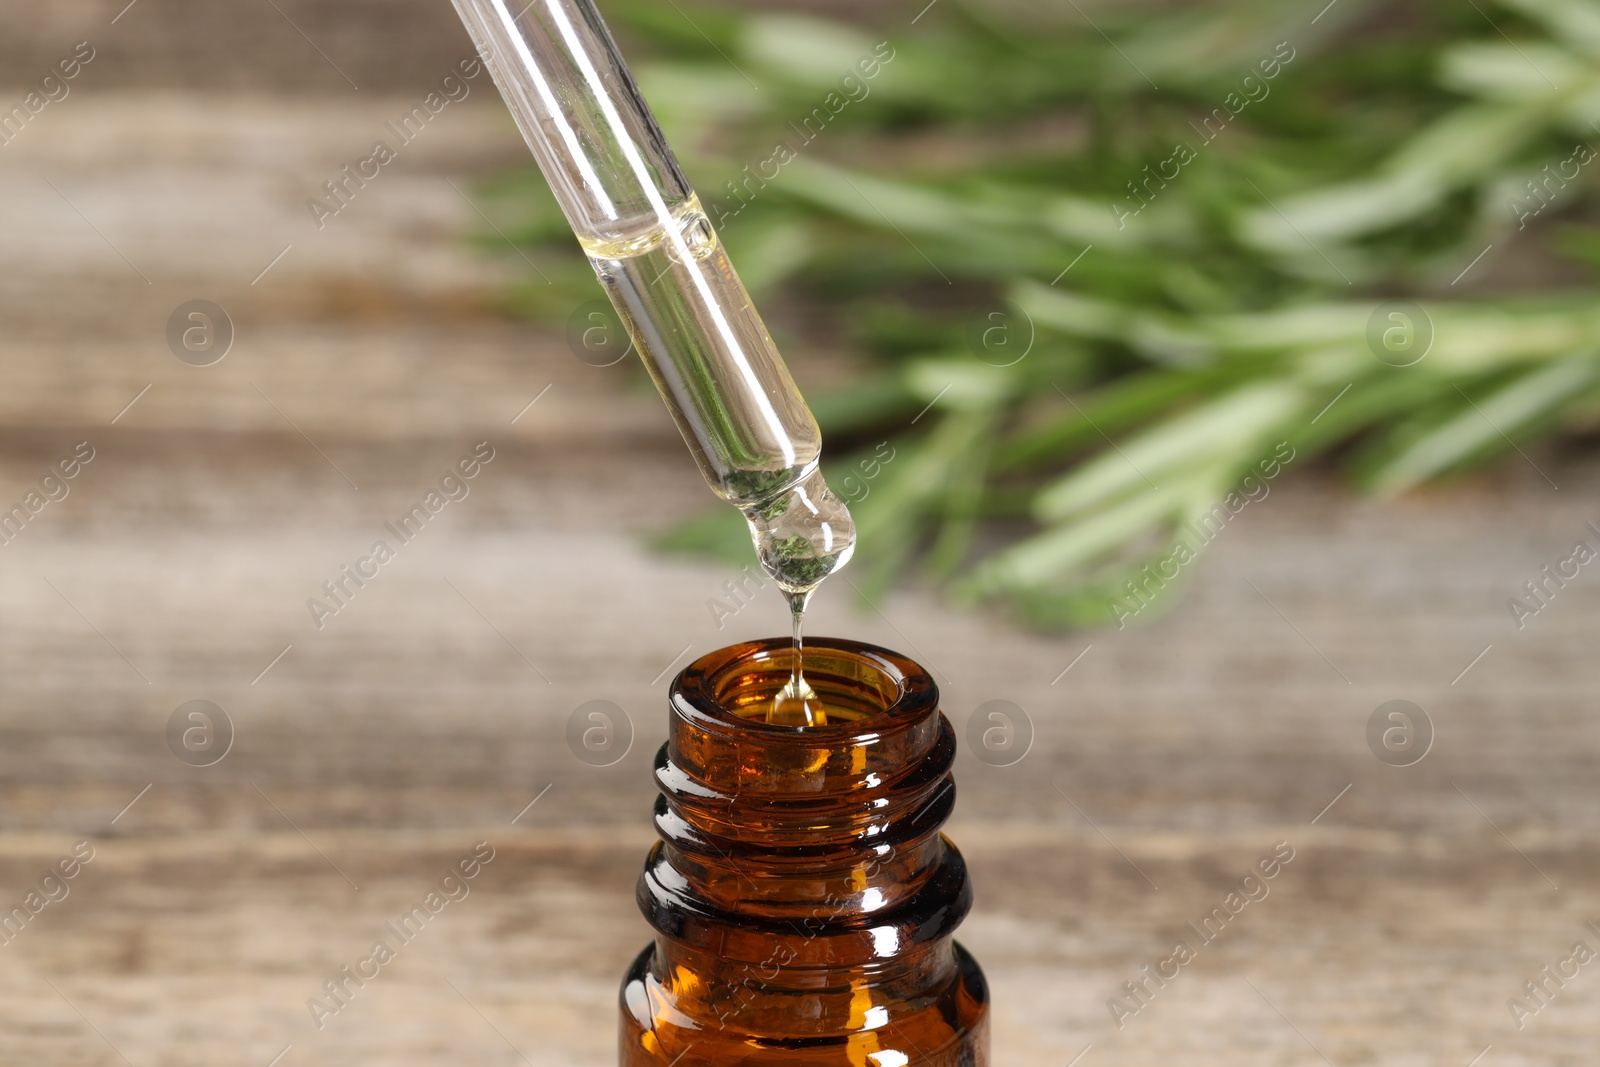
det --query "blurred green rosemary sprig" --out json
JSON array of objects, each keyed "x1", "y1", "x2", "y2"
[{"x1": 484, "y1": 0, "x2": 1600, "y2": 629}]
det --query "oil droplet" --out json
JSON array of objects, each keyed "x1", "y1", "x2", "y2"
[
  {"x1": 769, "y1": 590, "x2": 824, "y2": 726},
  {"x1": 738, "y1": 468, "x2": 855, "y2": 726}
]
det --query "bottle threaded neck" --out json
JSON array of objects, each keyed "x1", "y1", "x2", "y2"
[{"x1": 640, "y1": 638, "x2": 970, "y2": 974}]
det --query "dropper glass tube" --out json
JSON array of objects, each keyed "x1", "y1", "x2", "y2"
[{"x1": 450, "y1": 0, "x2": 854, "y2": 723}]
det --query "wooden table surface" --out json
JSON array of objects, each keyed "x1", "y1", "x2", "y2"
[{"x1": 2, "y1": 9, "x2": 1598, "y2": 1066}]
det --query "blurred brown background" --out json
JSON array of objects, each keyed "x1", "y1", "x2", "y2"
[{"x1": 0, "y1": 1, "x2": 1596, "y2": 1065}]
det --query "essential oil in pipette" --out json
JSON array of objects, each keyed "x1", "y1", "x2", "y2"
[{"x1": 582, "y1": 197, "x2": 856, "y2": 726}]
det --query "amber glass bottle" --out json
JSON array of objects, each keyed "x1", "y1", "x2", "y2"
[{"x1": 619, "y1": 637, "x2": 990, "y2": 1065}]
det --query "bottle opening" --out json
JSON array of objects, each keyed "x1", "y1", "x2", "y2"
[
  {"x1": 677, "y1": 637, "x2": 931, "y2": 736},
  {"x1": 716, "y1": 644, "x2": 898, "y2": 725}
]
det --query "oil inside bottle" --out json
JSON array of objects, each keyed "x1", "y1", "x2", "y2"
[{"x1": 581, "y1": 196, "x2": 856, "y2": 727}]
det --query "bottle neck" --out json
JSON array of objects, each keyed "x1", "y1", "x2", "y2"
[{"x1": 639, "y1": 639, "x2": 971, "y2": 993}]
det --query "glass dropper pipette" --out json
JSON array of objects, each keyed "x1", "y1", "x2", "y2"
[{"x1": 449, "y1": 0, "x2": 853, "y2": 724}]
